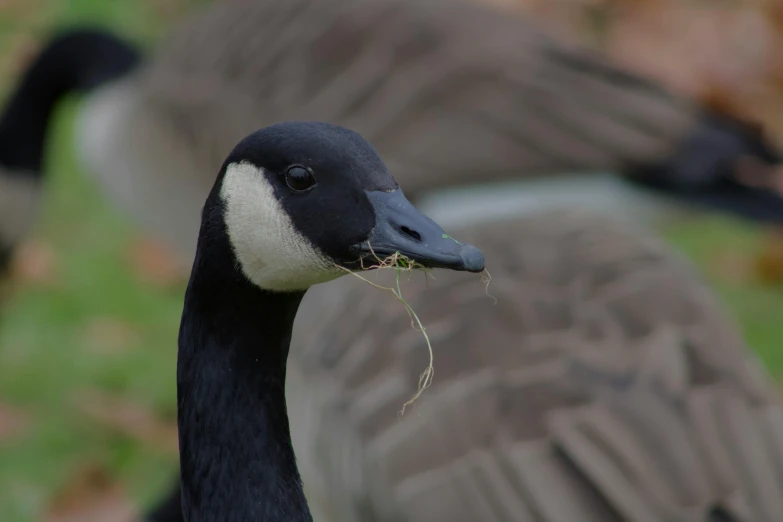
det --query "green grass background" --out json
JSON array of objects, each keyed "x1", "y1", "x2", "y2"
[{"x1": 0, "y1": 1, "x2": 782, "y2": 520}]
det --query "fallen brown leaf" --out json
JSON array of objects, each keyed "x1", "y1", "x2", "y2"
[
  {"x1": 126, "y1": 236, "x2": 188, "y2": 289},
  {"x1": 753, "y1": 229, "x2": 783, "y2": 286},
  {"x1": 0, "y1": 0, "x2": 45, "y2": 20},
  {"x1": 44, "y1": 463, "x2": 139, "y2": 522},
  {"x1": 72, "y1": 389, "x2": 179, "y2": 455},
  {"x1": 711, "y1": 249, "x2": 754, "y2": 285},
  {"x1": 80, "y1": 316, "x2": 140, "y2": 355},
  {"x1": 9, "y1": 239, "x2": 59, "y2": 287},
  {"x1": 143, "y1": 0, "x2": 195, "y2": 23},
  {"x1": 7, "y1": 35, "x2": 41, "y2": 75},
  {"x1": 0, "y1": 401, "x2": 30, "y2": 442}
]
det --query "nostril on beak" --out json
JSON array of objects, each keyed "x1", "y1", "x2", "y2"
[{"x1": 399, "y1": 225, "x2": 422, "y2": 242}]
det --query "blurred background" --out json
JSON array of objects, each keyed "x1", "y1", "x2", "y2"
[{"x1": 1, "y1": 0, "x2": 783, "y2": 520}]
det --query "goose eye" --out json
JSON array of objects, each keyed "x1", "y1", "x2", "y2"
[{"x1": 285, "y1": 166, "x2": 316, "y2": 192}]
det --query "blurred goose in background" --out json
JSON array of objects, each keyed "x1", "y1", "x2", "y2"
[
  {"x1": 144, "y1": 205, "x2": 783, "y2": 522},
  {"x1": 0, "y1": 29, "x2": 139, "y2": 276},
  {"x1": 1, "y1": 0, "x2": 783, "y2": 277},
  {"x1": 279, "y1": 208, "x2": 783, "y2": 522},
  {"x1": 147, "y1": 206, "x2": 783, "y2": 522}
]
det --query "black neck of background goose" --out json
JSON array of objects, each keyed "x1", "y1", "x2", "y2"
[
  {"x1": 177, "y1": 203, "x2": 312, "y2": 522},
  {"x1": 0, "y1": 28, "x2": 140, "y2": 174},
  {"x1": 0, "y1": 245, "x2": 12, "y2": 279},
  {"x1": 623, "y1": 111, "x2": 783, "y2": 223}
]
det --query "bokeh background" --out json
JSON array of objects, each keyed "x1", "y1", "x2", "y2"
[{"x1": 0, "y1": 0, "x2": 782, "y2": 520}]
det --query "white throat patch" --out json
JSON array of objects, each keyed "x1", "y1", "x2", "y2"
[{"x1": 220, "y1": 162, "x2": 341, "y2": 292}]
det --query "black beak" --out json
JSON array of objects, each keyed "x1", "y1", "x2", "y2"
[{"x1": 354, "y1": 189, "x2": 485, "y2": 273}]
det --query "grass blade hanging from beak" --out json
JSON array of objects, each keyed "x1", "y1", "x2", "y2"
[
  {"x1": 338, "y1": 243, "x2": 494, "y2": 414},
  {"x1": 337, "y1": 245, "x2": 434, "y2": 414}
]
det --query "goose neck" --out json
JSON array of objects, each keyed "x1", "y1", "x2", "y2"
[{"x1": 177, "y1": 256, "x2": 311, "y2": 522}]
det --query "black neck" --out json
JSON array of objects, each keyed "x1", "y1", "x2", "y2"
[
  {"x1": 0, "y1": 28, "x2": 139, "y2": 174},
  {"x1": 177, "y1": 225, "x2": 312, "y2": 522},
  {"x1": 0, "y1": 245, "x2": 12, "y2": 278}
]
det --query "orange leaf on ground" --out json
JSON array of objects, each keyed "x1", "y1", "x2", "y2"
[
  {"x1": 72, "y1": 389, "x2": 179, "y2": 455},
  {"x1": 7, "y1": 35, "x2": 41, "y2": 75},
  {"x1": 80, "y1": 316, "x2": 140, "y2": 355},
  {"x1": 0, "y1": 402, "x2": 30, "y2": 442},
  {"x1": 126, "y1": 236, "x2": 188, "y2": 290},
  {"x1": 711, "y1": 250, "x2": 754, "y2": 285},
  {"x1": 9, "y1": 239, "x2": 59, "y2": 287},
  {"x1": 754, "y1": 230, "x2": 783, "y2": 286},
  {"x1": 44, "y1": 463, "x2": 139, "y2": 522},
  {"x1": 143, "y1": 0, "x2": 195, "y2": 23}
]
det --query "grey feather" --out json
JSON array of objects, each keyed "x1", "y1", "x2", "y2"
[
  {"x1": 77, "y1": 0, "x2": 700, "y2": 261},
  {"x1": 285, "y1": 209, "x2": 781, "y2": 521}
]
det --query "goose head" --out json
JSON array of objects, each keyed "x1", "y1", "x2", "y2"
[
  {"x1": 197, "y1": 121, "x2": 485, "y2": 292},
  {"x1": 178, "y1": 122, "x2": 485, "y2": 521},
  {"x1": 628, "y1": 113, "x2": 783, "y2": 224}
]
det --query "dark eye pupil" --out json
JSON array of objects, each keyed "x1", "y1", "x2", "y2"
[{"x1": 285, "y1": 166, "x2": 316, "y2": 191}]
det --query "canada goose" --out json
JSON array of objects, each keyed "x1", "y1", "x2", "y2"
[
  {"x1": 281, "y1": 208, "x2": 783, "y2": 522},
  {"x1": 2, "y1": 0, "x2": 782, "y2": 274},
  {"x1": 0, "y1": 29, "x2": 139, "y2": 274},
  {"x1": 173, "y1": 120, "x2": 483, "y2": 521}
]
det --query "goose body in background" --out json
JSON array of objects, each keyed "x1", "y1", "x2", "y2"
[
  {"x1": 148, "y1": 203, "x2": 783, "y2": 522},
  {"x1": 172, "y1": 120, "x2": 483, "y2": 521},
  {"x1": 2, "y1": 0, "x2": 783, "y2": 275},
  {"x1": 284, "y1": 208, "x2": 783, "y2": 522}
]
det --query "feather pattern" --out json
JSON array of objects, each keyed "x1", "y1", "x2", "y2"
[
  {"x1": 286, "y1": 209, "x2": 781, "y2": 522},
  {"x1": 83, "y1": 0, "x2": 704, "y2": 259},
  {"x1": 139, "y1": 0, "x2": 695, "y2": 187}
]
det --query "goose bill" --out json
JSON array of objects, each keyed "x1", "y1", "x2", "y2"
[{"x1": 353, "y1": 189, "x2": 485, "y2": 273}]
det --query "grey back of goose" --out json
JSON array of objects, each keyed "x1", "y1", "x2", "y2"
[
  {"x1": 287, "y1": 209, "x2": 782, "y2": 522},
  {"x1": 75, "y1": 0, "x2": 783, "y2": 264}
]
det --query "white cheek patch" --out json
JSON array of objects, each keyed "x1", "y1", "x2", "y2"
[
  {"x1": 0, "y1": 170, "x2": 41, "y2": 249},
  {"x1": 220, "y1": 162, "x2": 342, "y2": 292}
]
